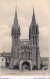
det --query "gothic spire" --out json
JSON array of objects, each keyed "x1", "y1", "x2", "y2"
[
  {"x1": 14, "y1": 6, "x2": 18, "y2": 27},
  {"x1": 32, "y1": 8, "x2": 35, "y2": 20},
  {"x1": 32, "y1": 8, "x2": 36, "y2": 24}
]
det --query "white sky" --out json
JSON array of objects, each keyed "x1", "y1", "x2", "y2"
[{"x1": 0, "y1": 0, "x2": 49, "y2": 57}]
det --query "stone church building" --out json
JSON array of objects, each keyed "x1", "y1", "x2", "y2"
[
  {"x1": 9, "y1": 8, "x2": 41, "y2": 70},
  {"x1": 1, "y1": 8, "x2": 41, "y2": 71}
]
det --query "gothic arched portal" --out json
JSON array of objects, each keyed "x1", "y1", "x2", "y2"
[{"x1": 22, "y1": 61, "x2": 31, "y2": 71}]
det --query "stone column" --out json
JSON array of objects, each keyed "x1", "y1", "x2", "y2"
[
  {"x1": 19, "y1": 61, "x2": 22, "y2": 71},
  {"x1": 30, "y1": 64, "x2": 32, "y2": 71},
  {"x1": 29, "y1": 61, "x2": 32, "y2": 71}
]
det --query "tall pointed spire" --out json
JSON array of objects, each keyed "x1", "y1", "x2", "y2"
[
  {"x1": 32, "y1": 8, "x2": 35, "y2": 20},
  {"x1": 14, "y1": 6, "x2": 18, "y2": 27},
  {"x1": 32, "y1": 8, "x2": 36, "y2": 24}
]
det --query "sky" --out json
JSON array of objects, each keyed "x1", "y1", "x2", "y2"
[{"x1": 0, "y1": 0, "x2": 49, "y2": 57}]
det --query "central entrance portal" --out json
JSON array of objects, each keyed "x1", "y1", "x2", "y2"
[{"x1": 22, "y1": 61, "x2": 30, "y2": 71}]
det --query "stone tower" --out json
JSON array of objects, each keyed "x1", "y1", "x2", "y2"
[
  {"x1": 9, "y1": 8, "x2": 20, "y2": 68},
  {"x1": 29, "y1": 9, "x2": 41, "y2": 69}
]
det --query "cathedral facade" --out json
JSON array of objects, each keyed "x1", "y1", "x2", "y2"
[{"x1": 9, "y1": 8, "x2": 41, "y2": 70}]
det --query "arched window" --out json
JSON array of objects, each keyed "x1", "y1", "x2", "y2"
[
  {"x1": 34, "y1": 28, "x2": 35, "y2": 34},
  {"x1": 35, "y1": 36, "x2": 37, "y2": 46},
  {"x1": 23, "y1": 46, "x2": 25, "y2": 49},
  {"x1": 21, "y1": 46, "x2": 22, "y2": 49},
  {"x1": 33, "y1": 36, "x2": 34, "y2": 45},
  {"x1": 36, "y1": 27, "x2": 37, "y2": 34},
  {"x1": 21, "y1": 51, "x2": 23, "y2": 55},
  {"x1": 26, "y1": 46, "x2": 27, "y2": 48},
  {"x1": 28, "y1": 46, "x2": 29, "y2": 49}
]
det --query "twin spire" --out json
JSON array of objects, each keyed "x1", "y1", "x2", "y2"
[{"x1": 14, "y1": 7, "x2": 36, "y2": 27}]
